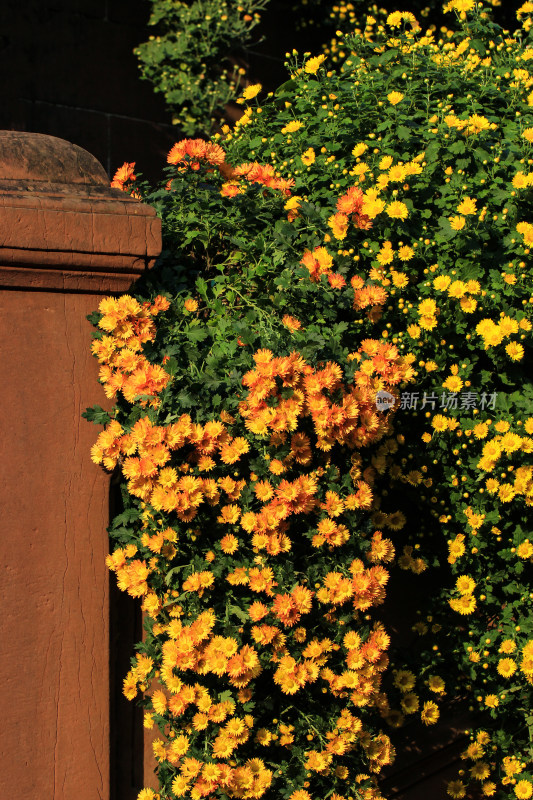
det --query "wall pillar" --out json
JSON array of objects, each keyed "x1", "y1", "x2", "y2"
[{"x1": 0, "y1": 131, "x2": 161, "y2": 800}]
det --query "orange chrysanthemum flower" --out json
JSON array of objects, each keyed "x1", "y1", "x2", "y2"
[
  {"x1": 248, "y1": 601, "x2": 270, "y2": 622},
  {"x1": 111, "y1": 161, "x2": 136, "y2": 189},
  {"x1": 282, "y1": 314, "x2": 302, "y2": 332}
]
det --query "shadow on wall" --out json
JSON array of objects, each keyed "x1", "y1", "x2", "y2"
[{"x1": 109, "y1": 476, "x2": 144, "y2": 800}]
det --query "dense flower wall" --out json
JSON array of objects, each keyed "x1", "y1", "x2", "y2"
[{"x1": 88, "y1": 3, "x2": 533, "y2": 799}]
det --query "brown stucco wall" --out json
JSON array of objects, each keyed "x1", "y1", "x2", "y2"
[
  {"x1": 0, "y1": 290, "x2": 113, "y2": 798},
  {"x1": 0, "y1": 131, "x2": 161, "y2": 800}
]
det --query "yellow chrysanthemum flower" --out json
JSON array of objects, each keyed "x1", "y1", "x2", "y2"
[
  {"x1": 449, "y1": 594, "x2": 477, "y2": 614},
  {"x1": 352, "y1": 142, "x2": 368, "y2": 157},
  {"x1": 448, "y1": 280, "x2": 467, "y2": 298},
  {"x1": 428, "y1": 675, "x2": 445, "y2": 693},
  {"x1": 388, "y1": 164, "x2": 407, "y2": 182},
  {"x1": 445, "y1": 0, "x2": 474, "y2": 11},
  {"x1": 393, "y1": 669, "x2": 416, "y2": 691},
  {"x1": 401, "y1": 692, "x2": 419, "y2": 714},
  {"x1": 484, "y1": 694, "x2": 499, "y2": 708},
  {"x1": 386, "y1": 11, "x2": 404, "y2": 26},
  {"x1": 432, "y1": 415, "x2": 448, "y2": 431},
  {"x1": 455, "y1": 575, "x2": 476, "y2": 595},
  {"x1": 304, "y1": 54, "x2": 327, "y2": 74},
  {"x1": 517, "y1": 540, "x2": 533, "y2": 559},
  {"x1": 285, "y1": 196, "x2": 301, "y2": 212},
  {"x1": 418, "y1": 298, "x2": 437, "y2": 316},
  {"x1": 512, "y1": 171, "x2": 533, "y2": 189},
  {"x1": 458, "y1": 296, "x2": 476, "y2": 313},
  {"x1": 506, "y1": 342, "x2": 525, "y2": 360},
  {"x1": 421, "y1": 700, "x2": 439, "y2": 725},
  {"x1": 405, "y1": 160, "x2": 423, "y2": 175},
  {"x1": 419, "y1": 315, "x2": 437, "y2": 330},
  {"x1": 466, "y1": 114, "x2": 491, "y2": 135},
  {"x1": 449, "y1": 215, "x2": 466, "y2": 230},
  {"x1": 443, "y1": 375, "x2": 463, "y2": 392},
  {"x1": 446, "y1": 780, "x2": 466, "y2": 799},
  {"x1": 457, "y1": 196, "x2": 477, "y2": 215},
  {"x1": 517, "y1": 220, "x2": 533, "y2": 244},
  {"x1": 500, "y1": 639, "x2": 517, "y2": 654},
  {"x1": 241, "y1": 83, "x2": 262, "y2": 101},
  {"x1": 281, "y1": 120, "x2": 303, "y2": 134},
  {"x1": 387, "y1": 91, "x2": 404, "y2": 105},
  {"x1": 386, "y1": 200, "x2": 408, "y2": 219},
  {"x1": 391, "y1": 271, "x2": 409, "y2": 288},
  {"x1": 361, "y1": 196, "x2": 386, "y2": 217},
  {"x1": 515, "y1": 781, "x2": 533, "y2": 799},
  {"x1": 434, "y1": 275, "x2": 451, "y2": 291},
  {"x1": 473, "y1": 422, "x2": 489, "y2": 439},
  {"x1": 448, "y1": 533, "x2": 466, "y2": 564},
  {"x1": 138, "y1": 789, "x2": 157, "y2": 800},
  {"x1": 470, "y1": 763, "x2": 490, "y2": 780},
  {"x1": 398, "y1": 245, "x2": 414, "y2": 260}
]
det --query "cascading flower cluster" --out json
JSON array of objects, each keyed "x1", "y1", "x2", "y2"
[
  {"x1": 90, "y1": 294, "x2": 170, "y2": 409},
  {"x1": 89, "y1": 271, "x2": 415, "y2": 800}
]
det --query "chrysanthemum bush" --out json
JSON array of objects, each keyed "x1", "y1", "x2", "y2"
[
  {"x1": 88, "y1": 2, "x2": 533, "y2": 799},
  {"x1": 321, "y1": 0, "x2": 515, "y2": 66},
  {"x1": 134, "y1": 0, "x2": 518, "y2": 139}
]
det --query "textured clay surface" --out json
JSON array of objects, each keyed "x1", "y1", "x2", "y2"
[{"x1": 0, "y1": 290, "x2": 112, "y2": 799}]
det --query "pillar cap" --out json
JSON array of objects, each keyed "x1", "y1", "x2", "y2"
[
  {"x1": 0, "y1": 130, "x2": 109, "y2": 191},
  {"x1": 0, "y1": 131, "x2": 162, "y2": 293}
]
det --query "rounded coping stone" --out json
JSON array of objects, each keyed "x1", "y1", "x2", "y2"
[{"x1": 0, "y1": 130, "x2": 109, "y2": 187}]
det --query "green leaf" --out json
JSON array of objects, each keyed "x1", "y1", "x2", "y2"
[
  {"x1": 86, "y1": 311, "x2": 101, "y2": 326},
  {"x1": 176, "y1": 390, "x2": 194, "y2": 407},
  {"x1": 165, "y1": 565, "x2": 186, "y2": 585},
  {"x1": 425, "y1": 142, "x2": 440, "y2": 162},
  {"x1": 112, "y1": 508, "x2": 140, "y2": 526},
  {"x1": 82, "y1": 405, "x2": 111, "y2": 425},
  {"x1": 228, "y1": 604, "x2": 248, "y2": 623},
  {"x1": 397, "y1": 125, "x2": 411, "y2": 141},
  {"x1": 449, "y1": 140, "x2": 466, "y2": 155},
  {"x1": 376, "y1": 48, "x2": 398, "y2": 66},
  {"x1": 275, "y1": 80, "x2": 295, "y2": 96},
  {"x1": 469, "y1": 38, "x2": 487, "y2": 56},
  {"x1": 196, "y1": 276, "x2": 208, "y2": 298},
  {"x1": 437, "y1": 216, "x2": 457, "y2": 240},
  {"x1": 187, "y1": 326, "x2": 209, "y2": 342}
]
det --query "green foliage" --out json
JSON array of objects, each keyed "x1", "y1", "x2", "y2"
[
  {"x1": 134, "y1": 0, "x2": 520, "y2": 139},
  {"x1": 135, "y1": 0, "x2": 269, "y2": 136}
]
